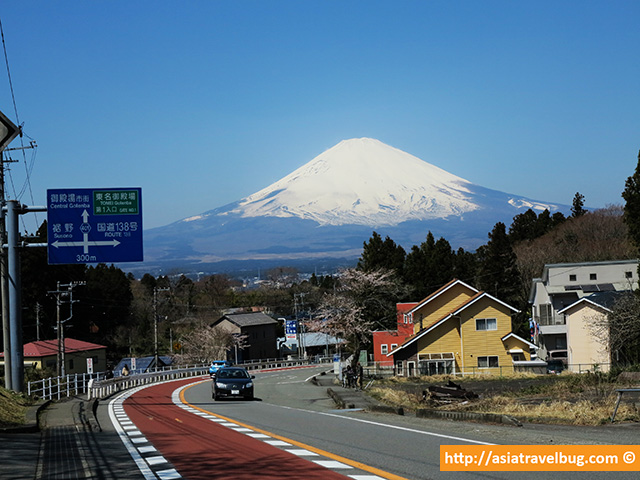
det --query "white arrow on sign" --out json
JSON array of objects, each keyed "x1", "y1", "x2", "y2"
[
  {"x1": 51, "y1": 238, "x2": 120, "y2": 252},
  {"x1": 51, "y1": 209, "x2": 121, "y2": 254}
]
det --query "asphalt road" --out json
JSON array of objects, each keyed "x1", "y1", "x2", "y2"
[
  {"x1": 90, "y1": 365, "x2": 640, "y2": 480},
  {"x1": 179, "y1": 366, "x2": 640, "y2": 480}
]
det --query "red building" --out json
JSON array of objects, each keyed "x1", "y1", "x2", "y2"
[{"x1": 372, "y1": 302, "x2": 418, "y2": 367}]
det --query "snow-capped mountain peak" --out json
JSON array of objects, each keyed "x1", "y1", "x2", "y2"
[
  {"x1": 142, "y1": 137, "x2": 569, "y2": 272},
  {"x1": 230, "y1": 137, "x2": 478, "y2": 226}
]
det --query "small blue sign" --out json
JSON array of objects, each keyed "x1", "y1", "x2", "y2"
[
  {"x1": 285, "y1": 320, "x2": 297, "y2": 339},
  {"x1": 47, "y1": 188, "x2": 143, "y2": 265}
]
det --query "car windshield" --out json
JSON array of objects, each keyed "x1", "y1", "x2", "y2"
[{"x1": 217, "y1": 369, "x2": 249, "y2": 379}]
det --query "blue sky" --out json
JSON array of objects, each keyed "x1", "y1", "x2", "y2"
[{"x1": 0, "y1": 1, "x2": 638, "y2": 231}]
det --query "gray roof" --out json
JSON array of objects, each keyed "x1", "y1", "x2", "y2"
[
  {"x1": 217, "y1": 312, "x2": 278, "y2": 327},
  {"x1": 299, "y1": 332, "x2": 345, "y2": 347}
]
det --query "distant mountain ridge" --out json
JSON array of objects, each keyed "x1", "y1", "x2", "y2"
[{"x1": 141, "y1": 138, "x2": 568, "y2": 274}]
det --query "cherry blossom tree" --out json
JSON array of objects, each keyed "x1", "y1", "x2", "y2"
[
  {"x1": 306, "y1": 268, "x2": 406, "y2": 361},
  {"x1": 173, "y1": 324, "x2": 248, "y2": 365}
]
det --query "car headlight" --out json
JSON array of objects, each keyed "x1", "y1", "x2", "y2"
[
  {"x1": 216, "y1": 382, "x2": 226, "y2": 388},
  {"x1": 245, "y1": 382, "x2": 253, "y2": 388}
]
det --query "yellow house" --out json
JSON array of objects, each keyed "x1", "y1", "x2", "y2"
[{"x1": 389, "y1": 279, "x2": 536, "y2": 376}]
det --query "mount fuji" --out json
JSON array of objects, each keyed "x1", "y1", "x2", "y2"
[{"x1": 142, "y1": 138, "x2": 568, "y2": 274}]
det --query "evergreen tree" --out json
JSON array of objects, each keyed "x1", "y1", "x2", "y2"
[
  {"x1": 622, "y1": 150, "x2": 640, "y2": 253},
  {"x1": 571, "y1": 192, "x2": 587, "y2": 218},
  {"x1": 20, "y1": 221, "x2": 86, "y2": 343},
  {"x1": 357, "y1": 231, "x2": 406, "y2": 275},
  {"x1": 509, "y1": 208, "x2": 566, "y2": 244},
  {"x1": 453, "y1": 247, "x2": 477, "y2": 284},
  {"x1": 551, "y1": 211, "x2": 567, "y2": 227},
  {"x1": 476, "y1": 222, "x2": 520, "y2": 306},
  {"x1": 75, "y1": 264, "x2": 134, "y2": 349},
  {"x1": 403, "y1": 232, "x2": 455, "y2": 299},
  {"x1": 509, "y1": 209, "x2": 539, "y2": 243},
  {"x1": 140, "y1": 273, "x2": 157, "y2": 296}
]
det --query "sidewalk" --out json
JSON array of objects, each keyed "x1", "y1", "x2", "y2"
[
  {"x1": 312, "y1": 372, "x2": 402, "y2": 413},
  {"x1": 0, "y1": 373, "x2": 378, "y2": 480},
  {"x1": 0, "y1": 395, "x2": 144, "y2": 480}
]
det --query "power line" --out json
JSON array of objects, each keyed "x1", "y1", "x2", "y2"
[
  {"x1": 0, "y1": 16, "x2": 39, "y2": 231},
  {"x1": 0, "y1": 17, "x2": 19, "y2": 127}
]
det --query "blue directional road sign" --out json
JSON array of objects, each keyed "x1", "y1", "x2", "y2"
[
  {"x1": 285, "y1": 320, "x2": 298, "y2": 340},
  {"x1": 47, "y1": 188, "x2": 143, "y2": 265}
]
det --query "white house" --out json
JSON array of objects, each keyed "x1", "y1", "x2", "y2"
[
  {"x1": 558, "y1": 292, "x2": 620, "y2": 372},
  {"x1": 529, "y1": 259, "x2": 638, "y2": 365}
]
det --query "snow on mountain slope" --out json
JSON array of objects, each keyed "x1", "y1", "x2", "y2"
[
  {"x1": 228, "y1": 138, "x2": 479, "y2": 226},
  {"x1": 140, "y1": 137, "x2": 568, "y2": 273}
]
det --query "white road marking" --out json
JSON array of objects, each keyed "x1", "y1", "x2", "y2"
[{"x1": 270, "y1": 403, "x2": 494, "y2": 445}]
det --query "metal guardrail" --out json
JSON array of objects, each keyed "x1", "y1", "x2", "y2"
[
  {"x1": 87, "y1": 365, "x2": 209, "y2": 400},
  {"x1": 27, "y1": 364, "x2": 210, "y2": 401},
  {"x1": 27, "y1": 357, "x2": 320, "y2": 401},
  {"x1": 88, "y1": 358, "x2": 315, "y2": 400},
  {"x1": 241, "y1": 357, "x2": 314, "y2": 371}
]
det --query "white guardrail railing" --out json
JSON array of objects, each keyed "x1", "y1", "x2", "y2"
[{"x1": 27, "y1": 357, "x2": 319, "y2": 401}]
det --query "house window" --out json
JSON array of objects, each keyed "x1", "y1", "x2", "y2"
[
  {"x1": 569, "y1": 274, "x2": 577, "y2": 282},
  {"x1": 419, "y1": 359, "x2": 454, "y2": 375},
  {"x1": 626, "y1": 271, "x2": 633, "y2": 279},
  {"x1": 381, "y1": 344, "x2": 388, "y2": 355},
  {"x1": 391, "y1": 344, "x2": 398, "y2": 351},
  {"x1": 590, "y1": 273, "x2": 597, "y2": 281},
  {"x1": 539, "y1": 304, "x2": 552, "y2": 325},
  {"x1": 476, "y1": 318, "x2": 497, "y2": 331},
  {"x1": 478, "y1": 356, "x2": 499, "y2": 368}
]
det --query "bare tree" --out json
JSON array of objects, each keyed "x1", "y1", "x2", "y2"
[
  {"x1": 173, "y1": 324, "x2": 248, "y2": 365},
  {"x1": 591, "y1": 291, "x2": 640, "y2": 366}
]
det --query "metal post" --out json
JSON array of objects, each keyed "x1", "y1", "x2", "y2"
[
  {"x1": 55, "y1": 281, "x2": 62, "y2": 377},
  {"x1": 152, "y1": 287, "x2": 169, "y2": 371},
  {"x1": 153, "y1": 288, "x2": 158, "y2": 371},
  {"x1": 7, "y1": 200, "x2": 23, "y2": 391},
  {"x1": 1, "y1": 215, "x2": 10, "y2": 390}
]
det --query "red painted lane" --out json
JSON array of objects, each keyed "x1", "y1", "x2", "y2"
[{"x1": 124, "y1": 379, "x2": 350, "y2": 480}]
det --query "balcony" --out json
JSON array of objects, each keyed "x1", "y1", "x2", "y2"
[
  {"x1": 534, "y1": 312, "x2": 566, "y2": 327},
  {"x1": 535, "y1": 312, "x2": 566, "y2": 336}
]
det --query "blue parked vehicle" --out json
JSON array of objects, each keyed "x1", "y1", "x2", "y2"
[{"x1": 209, "y1": 360, "x2": 231, "y2": 378}]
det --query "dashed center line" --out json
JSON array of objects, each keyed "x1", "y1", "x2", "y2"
[{"x1": 108, "y1": 377, "x2": 408, "y2": 480}]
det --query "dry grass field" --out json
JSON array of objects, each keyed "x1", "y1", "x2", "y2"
[{"x1": 367, "y1": 371, "x2": 640, "y2": 425}]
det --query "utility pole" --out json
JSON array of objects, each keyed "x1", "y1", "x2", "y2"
[
  {"x1": 0, "y1": 110, "x2": 36, "y2": 391},
  {"x1": 153, "y1": 287, "x2": 170, "y2": 371},
  {"x1": 35, "y1": 303, "x2": 41, "y2": 341},
  {"x1": 294, "y1": 292, "x2": 307, "y2": 359},
  {"x1": 49, "y1": 281, "x2": 85, "y2": 377},
  {"x1": 0, "y1": 144, "x2": 18, "y2": 389}
]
